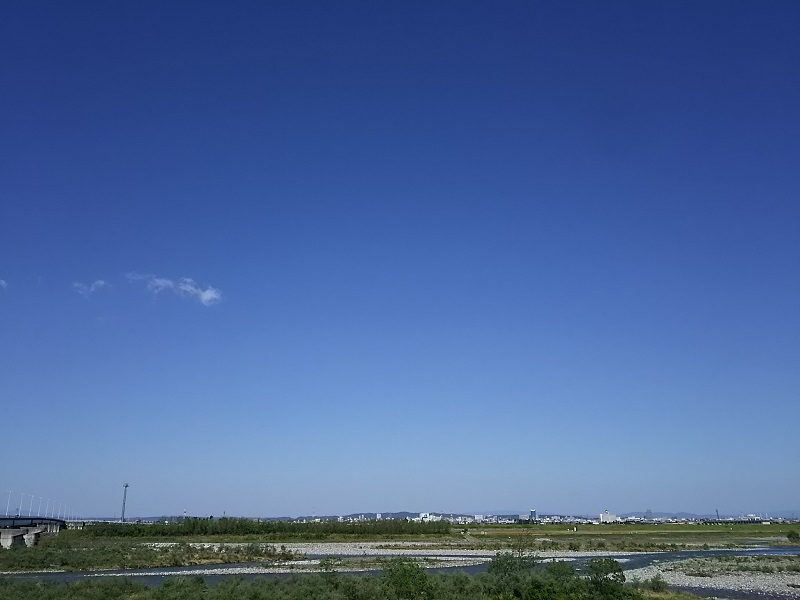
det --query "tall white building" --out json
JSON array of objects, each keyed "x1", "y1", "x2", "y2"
[{"x1": 600, "y1": 510, "x2": 620, "y2": 523}]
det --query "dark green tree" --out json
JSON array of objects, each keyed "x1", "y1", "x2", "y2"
[
  {"x1": 487, "y1": 550, "x2": 538, "y2": 577},
  {"x1": 587, "y1": 558, "x2": 628, "y2": 600},
  {"x1": 382, "y1": 558, "x2": 431, "y2": 600},
  {"x1": 544, "y1": 560, "x2": 579, "y2": 585}
]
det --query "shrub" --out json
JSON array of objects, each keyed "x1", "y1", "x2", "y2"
[
  {"x1": 382, "y1": 558, "x2": 431, "y2": 600},
  {"x1": 644, "y1": 574, "x2": 668, "y2": 592},
  {"x1": 587, "y1": 557, "x2": 633, "y2": 600},
  {"x1": 487, "y1": 552, "x2": 538, "y2": 577},
  {"x1": 587, "y1": 558, "x2": 625, "y2": 587},
  {"x1": 544, "y1": 560, "x2": 578, "y2": 584}
]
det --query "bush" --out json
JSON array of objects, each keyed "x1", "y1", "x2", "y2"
[
  {"x1": 487, "y1": 551, "x2": 538, "y2": 577},
  {"x1": 382, "y1": 558, "x2": 431, "y2": 600},
  {"x1": 787, "y1": 530, "x2": 800, "y2": 543},
  {"x1": 587, "y1": 558, "x2": 632, "y2": 600},
  {"x1": 544, "y1": 560, "x2": 578, "y2": 584},
  {"x1": 587, "y1": 558, "x2": 625, "y2": 586},
  {"x1": 644, "y1": 574, "x2": 668, "y2": 592}
]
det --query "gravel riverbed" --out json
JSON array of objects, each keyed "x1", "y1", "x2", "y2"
[
  {"x1": 7, "y1": 540, "x2": 798, "y2": 598},
  {"x1": 149, "y1": 540, "x2": 634, "y2": 560},
  {"x1": 626, "y1": 565, "x2": 800, "y2": 598}
]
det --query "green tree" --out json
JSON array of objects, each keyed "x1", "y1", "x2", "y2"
[
  {"x1": 587, "y1": 558, "x2": 627, "y2": 599},
  {"x1": 787, "y1": 530, "x2": 800, "y2": 543},
  {"x1": 383, "y1": 558, "x2": 431, "y2": 600},
  {"x1": 587, "y1": 558, "x2": 625, "y2": 586},
  {"x1": 319, "y1": 556, "x2": 341, "y2": 589},
  {"x1": 487, "y1": 551, "x2": 538, "y2": 577},
  {"x1": 544, "y1": 560, "x2": 579, "y2": 584}
]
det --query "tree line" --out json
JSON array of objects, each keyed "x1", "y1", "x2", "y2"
[{"x1": 77, "y1": 517, "x2": 451, "y2": 538}]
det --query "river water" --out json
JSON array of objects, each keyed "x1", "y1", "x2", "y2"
[{"x1": 3, "y1": 545, "x2": 798, "y2": 598}]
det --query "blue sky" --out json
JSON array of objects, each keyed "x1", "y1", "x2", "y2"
[{"x1": 2, "y1": 1, "x2": 798, "y2": 519}]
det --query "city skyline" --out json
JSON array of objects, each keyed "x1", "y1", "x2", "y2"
[{"x1": 4, "y1": 481, "x2": 798, "y2": 523}]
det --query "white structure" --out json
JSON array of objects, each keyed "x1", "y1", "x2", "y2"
[
  {"x1": 415, "y1": 512, "x2": 442, "y2": 522},
  {"x1": 600, "y1": 510, "x2": 620, "y2": 523}
]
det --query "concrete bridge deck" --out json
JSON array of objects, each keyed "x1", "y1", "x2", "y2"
[{"x1": 0, "y1": 517, "x2": 68, "y2": 549}]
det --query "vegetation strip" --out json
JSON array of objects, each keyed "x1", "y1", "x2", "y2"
[
  {"x1": 0, "y1": 553, "x2": 652, "y2": 600},
  {"x1": 0, "y1": 538, "x2": 300, "y2": 573}
]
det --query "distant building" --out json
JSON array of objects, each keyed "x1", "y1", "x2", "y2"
[
  {"x1": 416, "y1": 512, "x2": 441, "y2": 522},
  {"x1": 600, "y1": 510, "x2": 620, "y2": 523}
]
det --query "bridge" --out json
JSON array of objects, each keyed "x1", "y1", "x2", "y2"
[{"x1": 0, "y1": 517, "x2": 68, "y2": 549}]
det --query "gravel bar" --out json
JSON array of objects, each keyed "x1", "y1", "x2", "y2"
[
  {"x1": 626, "y1": 565, "x2": 800, "y2": 598},
  {"x1": 148, "y1": 541, "x2": 636, "y2": 560}
]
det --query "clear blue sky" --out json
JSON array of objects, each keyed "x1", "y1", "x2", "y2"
[{"x1": 2, "y1": 1, "x2": 798, "y2": 519}]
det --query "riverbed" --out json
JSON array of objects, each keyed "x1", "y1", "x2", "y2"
[{"x1": 2, "y1": 542, "x2": 798, "y2": 598}]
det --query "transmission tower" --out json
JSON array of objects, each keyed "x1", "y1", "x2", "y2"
[{"x1": 121, "y1": 483, "x2": 129, "y2": 523}]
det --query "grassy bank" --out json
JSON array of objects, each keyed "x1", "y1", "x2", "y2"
[
  {"x1": 662, "y1": 554, "x2": 800, "y2": 577},
  {"x1": 12, "y1": 519, "x2": 791, "y2": 571},
  {"x1": 0, "y1": 555, "x2": 658, "y2": 600},
  {"x1": 36, "y1": 520, "x2": 798, "y2": 557},
  {"x1": 463, "y1": 522, "x2": 797, "y2": 551},
  {"x1": 0, "y1": 537, "x2": 300, "y2": 572}
]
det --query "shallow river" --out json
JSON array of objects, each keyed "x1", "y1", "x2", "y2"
[{"x1": 3, "y1": 545, "x2": 798, "y2": 599}]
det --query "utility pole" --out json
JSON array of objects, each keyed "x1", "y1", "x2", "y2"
[{"x1": 121, "y1": 483, "x2": 129, "y2": 523}]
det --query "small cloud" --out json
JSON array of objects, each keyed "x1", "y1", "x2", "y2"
[
  {"x1": 176, "y1": 278, "x2": 222, "y2": 306},
  {"x1": 127, "y1": 273, "x2": 222, "y2": 307},
  {"x1": 0, "y1": 279, "x2": 7, "y2": 290},
  {"x1": 149, "y1": 277, "x2": 175, "y2": 294},
  {"x1": 73, "y1": 279, "x2": 110, "y2": 298}
]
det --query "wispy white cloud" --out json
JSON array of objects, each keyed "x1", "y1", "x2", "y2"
[
  {"x1": 0, "y1": 279, "x2": 7, "y2": 290},
  {"x1": 175, "y1": 278, "x2": 223, "y2": 306},
  {"x1": 127, "y1": 273, "x2": 222, "y2": 307},
  {"x1": 72, "y1": 279, "x2": 110, "y2": 298}
]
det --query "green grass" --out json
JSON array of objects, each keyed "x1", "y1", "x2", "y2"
[
  {"x1": 461, "y1": 523, "x2": 795, "y2": 551},
  {"x1": 663, "y1": 554, "x2": 800, "y2": 576},
  {"x1": 18, "y1": 521, "x2": 794, "y2": 565},
  {"x1": 0, "y1": 555, "x2": 647, "y2": 600},
  {"x1": 0, "y1": 538, "x2": 301, "y2": 572}
]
